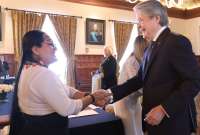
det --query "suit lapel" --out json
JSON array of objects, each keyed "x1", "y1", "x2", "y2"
[{"x1": 143, "y1": 28, "x2": 171, "y2": 80}]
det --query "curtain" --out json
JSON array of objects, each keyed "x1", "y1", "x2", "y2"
[
  {"x1": 11, "y1": 10, "x2": 45, "y2": 70},
  {"x1": 49, "y1": 15, "x2": 77, "y2": 87},
  {"x1": 114, "y1": 22, "x2": 133, "y2": 62}
]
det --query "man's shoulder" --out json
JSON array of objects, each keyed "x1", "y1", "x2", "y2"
[
  {"x1": 169, "y1": 31, "x2": 189, "y2": 41},
  {"x1": 168, "y1": 31, "x2": 192, "y2": 49}
]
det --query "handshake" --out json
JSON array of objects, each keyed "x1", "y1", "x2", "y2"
[{"x1": 90, "y1": 89, "x2": 112, "y2": 107}]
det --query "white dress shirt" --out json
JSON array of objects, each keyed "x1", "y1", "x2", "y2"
[{"x1": 18, "y1": 65, "x2": 82, "y2": 117}]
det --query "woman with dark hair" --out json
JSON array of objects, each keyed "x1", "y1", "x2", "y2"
[{"x1": 9, "y1": 30, "x2": 109, "y2": 135}]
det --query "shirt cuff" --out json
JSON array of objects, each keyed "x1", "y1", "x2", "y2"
[
  {"x1": 160, "y1": 105, "x2": 170, "y2": 118},
  {"x1": 107, "y1": 89, "x2": 113, "y2": 103}
]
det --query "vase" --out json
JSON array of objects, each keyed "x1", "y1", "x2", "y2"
[{"x1": 0, "y1": 92, "x2": 8, "y2": 102}]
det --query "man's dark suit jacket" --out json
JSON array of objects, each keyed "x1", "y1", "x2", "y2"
[
  {"x1": 111, "y1": 28, "x2": 200, "y2": 135},
  {"x1": 101, "y1": 55, "x2": 117, "y2": 89}
]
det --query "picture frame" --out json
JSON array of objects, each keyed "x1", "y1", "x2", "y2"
[{"x1": 86, "y1": 18, "x2": 105, "y2": 45}]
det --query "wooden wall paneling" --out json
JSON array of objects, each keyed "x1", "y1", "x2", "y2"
[
  {"x1": 185, "y1": 7, "x2": 200, "y2": 19},
  {"x1": 74, "y1": 55, "x2": 200, "y2": 92},
  {"x1": 167, "y1": 8, "x2": 186, "y2": 19},
  {"x1": 75, "y1": 55, "x2": 104, "y2": 92}
]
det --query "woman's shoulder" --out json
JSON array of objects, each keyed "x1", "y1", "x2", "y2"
[
  {"x1": 26, "y1": 65, "x2": 56, "y2": 78},
  {"x1": 125, "y1": 55, "x2": 139, "y2": 68},
  {"x1": 127, "y1": 55, "x2": 137, "y2": 63},
  {"x1": 32, "y1": 66, "x2": 61, "y2": 85}
]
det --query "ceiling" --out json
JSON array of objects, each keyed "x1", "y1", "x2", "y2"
[
  {"x1": 61, "y1": 0, "x2": 200, "y2": 19},
  {"x1": 118, "y1": 0, "x2": 200, "y2": 9},
  {"x1": 160, "y1": 0, "x2": 200, "y2": 9}
]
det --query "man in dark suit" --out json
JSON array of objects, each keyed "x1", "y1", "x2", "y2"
[{"x1": 104, "y1": 0, "x2": 200, "y2": 135}]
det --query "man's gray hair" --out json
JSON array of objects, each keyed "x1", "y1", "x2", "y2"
[{"x1": 134, "y1": 0, "x2": 169, "y2": 26}]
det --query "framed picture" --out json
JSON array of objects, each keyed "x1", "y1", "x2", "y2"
[{"x1": 86, "y1": 18, "x2": 105, "y2": 45}]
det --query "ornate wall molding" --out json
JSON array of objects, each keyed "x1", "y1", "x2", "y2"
[{"x1": 61, "y1": 0, "x2": 200, "y2": 19}]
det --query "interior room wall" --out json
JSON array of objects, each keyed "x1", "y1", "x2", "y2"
[
  {"x1": 1, "y1": 0, "x2": 200, "y2": 55},
  {"x1": 169, "y1": 17, "x2": 200, "y2": 55},
  {"x1": 184, "y1": 17, "x2": 200, "y2": 55}
]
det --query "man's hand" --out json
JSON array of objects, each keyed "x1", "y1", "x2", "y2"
[
  {"x1": 144, "y1": 105, "x2": 166, "y2": 126},
  {"x1": 92, "y1": 89, "x2": 112, "y2": 107}
]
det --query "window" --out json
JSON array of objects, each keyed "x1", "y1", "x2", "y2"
[
  {"x1": 119, "y1": 25, "x2": 138, "y2": 72},
  {"x1": 42, "y1": 16, "x2": 67, "y2": 83}
]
